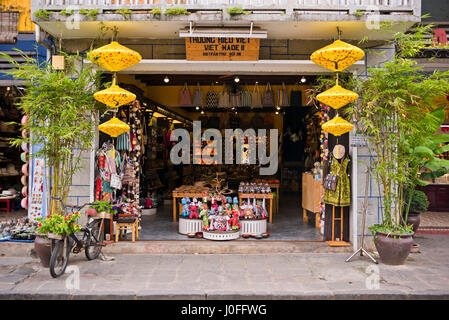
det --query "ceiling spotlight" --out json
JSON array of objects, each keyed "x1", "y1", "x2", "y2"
[
  {"x1": 276, "y1": 106, "x2": 281, "y2": 110},
  {"x1": 164, "y1": 76, "x2": 170, "y2": 83},
  {"x1": 275, "y1": 111, "x2": 279, "y2": 115},
  {"x1": 195, "y1": 106, "x2": 200, "y2": 110},
  {"x1": 234, "y1": 76, "x2": 240, "y2": 83},
  {"x1": 6, "y1": 86, "x2": 11, "y2": 91},
  {"x1": 201, "y1": 110, "x2": 205, "y2": 114},
  {"x1": 300, "y1": 76, "x2": 306, "y2": 83}
]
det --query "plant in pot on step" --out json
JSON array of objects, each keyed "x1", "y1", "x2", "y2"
[
  {"x1": 87, "y1": 200, "x2": 119, "y2": 219},
  {"x1": 34, "y1": 213, "x2": 82, "y2": 267},
  {"x1": 346, "y1": 23, "x2": 449, "y2": 265},
  {"x1": 403, "y1": 189, "x2": 429, "y2": 234}
]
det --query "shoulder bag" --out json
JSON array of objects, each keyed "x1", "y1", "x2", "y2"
[
  {"x1": 179, "y1": 83, "x2": 193, "y2": 106},
  {"x1": 262, "y1": 82, "x2": 274, "y2": 107},
  {"x1": 192, "y1": 83, "x2": 204, "y2": 107}
]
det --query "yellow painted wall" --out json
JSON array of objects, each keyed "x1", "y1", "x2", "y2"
[{"x1": 1, "y1": 0, "x2": 34, "y2": 32}]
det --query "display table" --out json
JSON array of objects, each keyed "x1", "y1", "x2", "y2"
[
  {"x1": 172, "y1": 185, "x2": 210, "y2": 222},
  {"x1": 269, "y1": 183, "x2": 280, "y2": 215},
  {"x1": 238, "y1": 193, "x2": 274, "y2": 223},
  {"x1": 0, "y1": 195, "x2": 16, "y2": 213},
  {"x1": 301, "y1": 172, "x2": 323, "y2": 228}
]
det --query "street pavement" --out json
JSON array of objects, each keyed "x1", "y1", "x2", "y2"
[{"x1": 0, "y1": 234, "x2": 449, "y2": 299}]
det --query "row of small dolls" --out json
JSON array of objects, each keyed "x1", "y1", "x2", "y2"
[
  {"x1": 238, "y1": 182, "x2": 272, "y2": 194},
  {"x1": 180, "y1": 195, "x2": 268, "y2": 221}
]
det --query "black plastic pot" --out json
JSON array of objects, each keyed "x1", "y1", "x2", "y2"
[
  {"x1": 374, "y1": 231, "x2": 414, "y2": 265},
  {"x1": 34, "y1": 234, "x2": 52, "y2": 267}
]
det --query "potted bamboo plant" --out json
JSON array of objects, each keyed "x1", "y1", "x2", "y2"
[
  {"x1": 2, "y1": 51, "x2": 106, "y2": 266},
  {"x1": 347, "y1": 23, "x2": 449, "y2": 265}
]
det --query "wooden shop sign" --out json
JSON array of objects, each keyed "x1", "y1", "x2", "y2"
[{"x1": 185, "y1": 37, "x2": 260, "y2": 61}]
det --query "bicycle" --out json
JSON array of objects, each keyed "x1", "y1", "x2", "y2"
[{"x1": 48, "y1": 198, "x2": 105, "y2": 278}]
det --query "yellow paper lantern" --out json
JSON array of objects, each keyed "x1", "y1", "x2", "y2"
[
  {"x1": 311, "y1": 40, "x2": 365, "y2": 72},
  {"x1": 98, "y1": 117, "x2": 130, "y2": 138},
  {"x1": 94, "y1": 84, "x2": 136, "y2": 108},
  {"x1": 89, "y1": 41, "x2": 142, "y2": 72},
  {"x1": 322, "y1": 116, "x2": 354, "y2": 136},
  {"x1": 316, "y1": 84, "x2": 359, "y2": 110}
]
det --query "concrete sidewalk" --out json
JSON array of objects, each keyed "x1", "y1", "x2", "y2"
[{"x1": 0, "y1": 234, "x2": 449, "y2": 299}]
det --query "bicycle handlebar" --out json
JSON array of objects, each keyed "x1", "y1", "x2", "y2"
[{"x1": 50, "y1": 197, "x2": 95, "y2": 214}]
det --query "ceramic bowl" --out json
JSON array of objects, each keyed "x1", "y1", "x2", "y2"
[
  {"x1": 187, "y1": 232, "x2": 195, "y2": 238},
  {"x1": 254, "y1": 234, "x2": 263, "y2": 239},
  {"x1": 195, "y1": 232, "x2": 203, "y2": 238},
  {"x1": 242, "y1": 234, "x2": 251, "y2": 238},
  {"x1": 262, "y1": 232, "x2": 270, "y2": 238}
]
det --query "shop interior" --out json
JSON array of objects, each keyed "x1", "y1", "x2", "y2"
[{"x1": 96, "y1": 73, "x2": 326, "y2": 241}]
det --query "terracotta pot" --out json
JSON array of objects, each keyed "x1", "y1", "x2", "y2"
[
  {"x1": 406, "y1": 213, "x2": 421, "y2": 234},
  {"x1": 374, "y1": 231, "x2": 414, "y2": 265},
  {"x1": 34, "y1": 234, "x2": 52, "y2": 267}
]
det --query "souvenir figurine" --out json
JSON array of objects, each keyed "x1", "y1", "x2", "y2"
[
  {"x1": 209, "y1": 214, "x2": 216, "y2": 231},
  {"x1": 181, "y1": 198, "x2": 190, "y2": 217},
  {"x1": 199, "y1": 204, "x2": 209, "y2": 230},
  {"x1": 260, "y1": 196, "x2": 268, "y2": 219},
  {"x1": 229, "y1": 210, "x2": 241, "y2": 230},
  {"x1": 202, "y1": 192, "x2": 208, "y2": 205},
  {"x1": 189, "y1": 198, "x2": 199, "y2": 219}
]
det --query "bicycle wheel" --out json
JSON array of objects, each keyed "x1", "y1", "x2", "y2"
[
  {"x1": 85, "y1": 219, "x2": 104, "y2": 260},
  {"x1": 49, "y1": 237, "x2": 71, "y2": 278}
]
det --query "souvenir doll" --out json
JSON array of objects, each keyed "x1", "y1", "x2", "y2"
[{"x1": 189, "y1": 198, "x2": 199, "y2": 219}]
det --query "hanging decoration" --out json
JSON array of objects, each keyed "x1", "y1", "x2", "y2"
[
  {"x1": 93, "y1": 79, "x2": 136, "y2": 108},
  {"x1": 98, "y1": 117, "x2": 131, "y2": 138},
  {"x1": 89, "y1": 41, "x2": 142, "y2": 72},
  {"x1": 310, "y1": 39, "x2": 365, "y2": 72},
  {"x1": 316, "y1": 84, "x2": 359, "y2": 110},
  {"x1": 321, "y1": 116, "x2": 354, "y2": 137}
]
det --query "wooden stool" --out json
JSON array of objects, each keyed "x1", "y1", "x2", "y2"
[{"x1": 115, "y1": 216, "x2": 139, "y2": 243}]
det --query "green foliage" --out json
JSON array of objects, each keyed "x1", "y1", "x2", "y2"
[
  {"x1": 79, "y1": 9, "x2": 99, "y2": 20},
  {"x1": 151, "y1": 8, "x2": 162, "y2": 15},
  {"x1": 354, "y1": 10, "x2": 364, "y2": 17},
  {"x1": 34, "y1": 10, "x2": 51, "y2": 21},
  {"x1": 1, "y1": 51, "x2": 105, "y2": 214},
  {"x1": 346, "y1": 23, "x2": 449, "y2": 232},
  {"x1": 116, "y1": 8, "x2": 133, "y2": 20},
  {"x1": 89, "y1": 201, "x2": 118, "y2": 216},
  {"x1": 165, "y1": 7, "x2": 190, "y2": 16},
  {"x1": 60, "y1": 9, "x2": 74, "y2": 17},
  {"x1": 403, "y1": 189, "x2": 429, "y2": 214},
  {"x1": 227, "y1": 7, "x2": 250, "y2": 16},
  {"x1": 36, "y1": 212, "x2": 82, "y2": 235},
  {"x1": 369, "y1": 223, "x2": 414, "y2": 236}
]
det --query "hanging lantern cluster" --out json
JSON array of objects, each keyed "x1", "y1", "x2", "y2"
[
  {"x1": 89, "y1": 40, "x2": 142, "y2": 137},
  {"x1": 311, "y1": 34, "x2": 364, "y2": 137}
]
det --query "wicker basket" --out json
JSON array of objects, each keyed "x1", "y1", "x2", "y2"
[
  {"x1": 179, "y1": 217, "x2": 203, "y2": 235},
  {"x1": 241, "y1": 219, "x2": 267, "y2": 234},
  {"x1": 89, "y1": 211, "x2": 111, "y2": 219}
]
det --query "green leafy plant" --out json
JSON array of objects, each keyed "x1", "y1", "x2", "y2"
[
  {"x1": 226, "y1": 7, "x2": 250, "y2": 16},
  {"x1": 165, "y1": 7, "x2": 190, "y2": 16},
  {"x1": 403, "y1": 189, "x2": 429, "y2": 214},
  {"x1": 354, "y1": 10, "x2": 364, "y2": 17},
  {"x1": 116, "y1": 8, "x2": 133, "y2": 20},
  {"x1": 36, "y1": 212, "x2": 82, "y2": 235},
  {"x1": 79, "y1": 8, "x2": 99, "y2": 20},
  {"x1": 151, "y1": 8, "x2": 162, "y2": 15},
  {"x1": 34, "y1": 10, "x2": 52, "y2": 21},
  {"x1": 89, "y1": 200, "x2": 119, "y2": 216},
  {"x1": 346, "y1": 23, "x2": 449, "y2": 235},
  {"x1": 60, "y1": 9, "x2": 74, "y2": 17},
  {"x1": 2, "y1": 51, "x2": 106, "y2": 215}
]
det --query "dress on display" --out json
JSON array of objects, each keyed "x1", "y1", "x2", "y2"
[{"x1": 324, "y1": 154, "x2": 350, "y2": 207}]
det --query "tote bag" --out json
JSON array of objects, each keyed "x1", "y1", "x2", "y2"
[
  {"x1": 179, "y1": 83, "x2": 192, "y2": 106},
  {"x1": 240, "y1": 89, "x2": 252, "y2": 108},
  {"x1": 250, "y1": 83, "x2": 262, "y2": 109},
  {"x1": 192, "y1": 83, "x2": 203, "y2": 107},
  {"x1": 277, "y1": 82, "x2": 289, "y2": 107},
  {"x1": 218, "y1": 85, "x2": 230, "y2": 109},
  {"x1": 230, "y1": 92, "x2": 241, "y2": 108},
  {"x1": 262, "y1": 82, "x2": 274, "y2": 107},
  {"x1": 206, "y1": 83, "x2": 219, "y2": 109},
  {"x1": 290, "y1": 88, "x2": 302, "y2": 107}
]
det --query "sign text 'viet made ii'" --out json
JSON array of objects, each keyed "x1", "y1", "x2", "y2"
[{"x1": 185, "y1": 37, "x2": 260, "y2": 61}]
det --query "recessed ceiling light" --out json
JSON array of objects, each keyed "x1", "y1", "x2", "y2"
[
  {"x1": 196, "y1": 106, "x2": 200, "y2": 110},
  {"x1": 164, "y1": 76, "x2": 170, "y2": 83},
  {"x1": 234, "y1": 76, "x2": 240, "y2": 83},
  {"x1": 300, "y1": 76, "x2": 306, "y2": 83}
]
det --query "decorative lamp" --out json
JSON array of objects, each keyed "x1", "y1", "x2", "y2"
[
  {"x1": 98, "y1": 117, "x2": 130, "y2": 137},
  {"x1": 321, "y1": 116, "x2": 354, "y2": 136},
  {"x1": 89, "y1": 41, "x2": 142, "y2": 72},
  {"x1": 311, "y1": 40, "x2": 365, "y2": 72},
  {"x1": 316, "y1": 84, "x2": 359, "y2": 110},
  {"x1": 94, "y1": 80, "x2": 136, "y2": 108}
]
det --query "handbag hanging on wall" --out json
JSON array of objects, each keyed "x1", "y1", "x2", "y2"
[
  {"x1": 290, "y1": 83, "x2": 303, "y2": 107},
  {"x1": 277, "y1": 82, "x2": 289, "y2": 107},
  {"x1": 218, "y1": 84, "x2": 230, "y2": 109},
  {"x1": 251, "y1": 83, "x2": 262, "y2": 109},
  {"x1": 179, "y1": 83, "x2": 193, "y2": 106},
  {"x1": 240, "y1": 88, "x2": 252, "y2": 108},
  {"x1": 192, "y1": 83, "x2": 204, "y2": 107},
  {"x1": 262, "y1": 82, "x2": 274, "y2": 107},
  {"x1": 206, "y1": 83, "x2": 219, "y2": 109}
]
